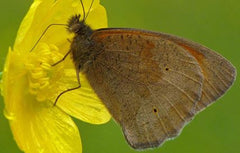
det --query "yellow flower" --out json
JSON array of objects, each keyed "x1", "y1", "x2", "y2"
[{"x1": 1, "y1": 0, "x2": 111, "y2": 153}]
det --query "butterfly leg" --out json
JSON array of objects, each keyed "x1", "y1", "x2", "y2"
[
  {"x1": 53, "y1": 69, "x2": 81, "y2": 106},
  {"x1": 67, "y1": 38, "x2": 72, "y2": 43},
  {"x1": 52, "y1": 50, "x2": 71, "y2": 66}
]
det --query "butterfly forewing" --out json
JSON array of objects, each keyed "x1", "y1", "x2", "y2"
[
  {"x1": 153, "y1": 31, "x2": 236, "y2": 112},
  {"x1": 86, "y1": 29, "x2": 205, "y2": 149}
]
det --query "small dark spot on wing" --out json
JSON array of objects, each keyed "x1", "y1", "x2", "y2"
[
  {"x1": 121, "y1": 35, "x2": 124, "y2": 40},
  {"x1": 153, "y1": 108, "x2": 158, "y2": 113}
]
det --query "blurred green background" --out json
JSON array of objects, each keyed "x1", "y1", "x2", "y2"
[{"x1": 0, "y1": 0, "x2": 239, "y2": 153}]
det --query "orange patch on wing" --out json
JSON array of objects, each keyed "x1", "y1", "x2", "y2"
[
  {"x1": 179, "y1": 43, "x2": 205, "y2": 63},
  {"x1": 141, "y1": 40, "x2": 155, "y2": 58},
  {"x1": 178, "y1": 43, "x2": 208, "y2": 78}
]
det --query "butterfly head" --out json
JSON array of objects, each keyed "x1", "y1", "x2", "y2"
[{"x1": 67, "y1": 14, "x2": 87, "y2": 34}]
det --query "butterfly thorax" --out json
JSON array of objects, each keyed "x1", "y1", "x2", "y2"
[{"x1": 67, "y1": 14, "x2": 97, "y2": 71}]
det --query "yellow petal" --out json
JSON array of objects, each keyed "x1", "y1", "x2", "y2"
[
  {"x1": 7, "y1": 103, "x2": 82, "y2": 153},
  {"x1": 55, "y1": 69, "x2": 111, "y2": 124},
  {"x1": 84, "y1": 1, "x2": 108, "y2": 29},
  {"x1": 14, "y1": 0, "x2": 42, "y2": 53},
  {"x1": 58, "y1": 88, "x2": 111, "y2": 125}
]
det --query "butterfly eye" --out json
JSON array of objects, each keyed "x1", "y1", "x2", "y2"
[
  {"x1": 69, "y1": 24, "x2": 81, "y2": 33},
  {"x1": 165, "y1": 67, "x2": 169, "y2": 71}
]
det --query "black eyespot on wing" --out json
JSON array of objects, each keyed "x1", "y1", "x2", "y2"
[{"x1": 153, "y1": 108, "x2": 158, "y2": 113}]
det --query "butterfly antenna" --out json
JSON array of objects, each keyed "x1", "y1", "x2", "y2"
[
  {"x1": 85, "y1": 0, "x2": 95, "y2": 20},
  {"x1": 80, "y1": 0, "x2": 86, "y2": 21},
  {"x1": 30, "y1": 23, "x2": 67, "y2": 52}
]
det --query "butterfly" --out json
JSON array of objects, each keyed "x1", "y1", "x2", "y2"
[{"x1": 36, "y1": 0, "x2": 236, "y2": 149}]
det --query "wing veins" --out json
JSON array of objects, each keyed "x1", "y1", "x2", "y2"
[
  {"x1": 142, "y1": 107, "x2": 156, "y2": 147},
  {"x1": 161, "y1": 94, "x2": 186, "y2": 121},
  {"x1": 217, "y1": 68, "x2": 233, "y2": 88},
  {"x1": 169, "y1": 69, "x2": 201, "y2": 84},
  {"x1": 160, "y1": 77, "x2": 196, "y2": 104},
  {"x1": 97, "y1": 60, "x2": 145, "y2": 85}
]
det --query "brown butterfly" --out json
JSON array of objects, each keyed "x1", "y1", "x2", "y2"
[{"x1": 48, "y1": 1, "x2": 236, "y2": 150}]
